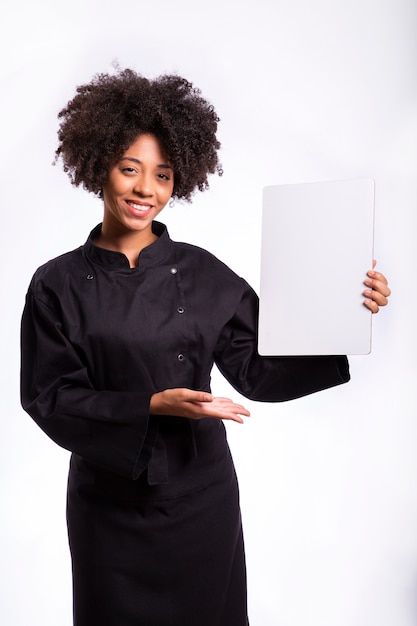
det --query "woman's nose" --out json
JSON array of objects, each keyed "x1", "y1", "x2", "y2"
[{"x1": 133, "y1": 174, "x2": 153, "y2": 196}]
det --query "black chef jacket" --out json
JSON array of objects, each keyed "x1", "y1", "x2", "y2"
[{"x1": 20, "y1": 221, "x2": 350, "y2": 625}]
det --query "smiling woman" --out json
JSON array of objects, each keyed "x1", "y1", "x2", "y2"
[{"x1": 20, "y1": 67, "x2": 390, "y2": 626}]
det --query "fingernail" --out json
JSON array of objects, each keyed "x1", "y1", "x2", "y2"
[{"x1": 364, "y1": 289, "x2": 372, "y2": 297}]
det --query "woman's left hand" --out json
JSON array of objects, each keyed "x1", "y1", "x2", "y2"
[{"x1": 363, "y1": 260, "x2": 391, "y2": 313}]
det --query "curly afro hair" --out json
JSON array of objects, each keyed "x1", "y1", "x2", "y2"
[{"x1": 54, "y1": 68, "x2": 222, "y2": 201}]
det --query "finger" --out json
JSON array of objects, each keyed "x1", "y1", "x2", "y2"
[
  {"x1": 192, "y1": 399, "x2": 250, "y2": 421},
  {"x1": 363, "y1": 289, "x2": 389, "y2": 308},
  {"x1": 199, "y1": 396, "x2": 234, "y2": 405},
  {"x1": 369, "y1": 283, "x2": 391, "y2": 300},
  {"x1": 206, "y1": 397, "x2": 249, "y2": 411},
  {"x1": 192, "y1": 406, "x2": 247, "y2": 423},
  {"x1": 192, "y1": 396, "x2": 249, "y2": 410},
  {"x1": 372, "y1": 259, "x2": 377, "y2": 269},
  {"x1": 195, "y1": 401, "x2": 251, "y2": 417},
  {"x1": 363, "y1": 285, "x2": 391, "y2": 302},
  {"x1": 364, "y1": 277, "x2": 391, "y2": 303},
  {"x1": 366, "y1": 270, "x2": 389, "y2": 286},
  {"x1": 208, "y1": 398, "x2": 251, "y2": 414},
  {"x1": 179, "y1": 389, "x2": 213, "y2": 403},
  {"x1": 222, "y1": 414, "x2": 245, "y2": 424},
  {"x1": 209, "y1": 412, "x2": 245, "y2": 424},
  {"x1": 364, "y1": 278, "x2": 391, "y2": 298},
  {"x1": 151, "y1": 388, "x2": 213, "y2": 417},
  {"x1": 363, "y1": 298, "x2": 380, "y2": 314}
]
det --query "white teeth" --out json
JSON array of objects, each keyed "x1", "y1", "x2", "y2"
[{"x1": 128, "y1": 201, "x2": 151, "y2": 211}]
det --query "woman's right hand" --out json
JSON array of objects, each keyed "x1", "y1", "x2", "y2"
[{"x1": 149, "y1": 388, "x2": 250, "y2": 423}]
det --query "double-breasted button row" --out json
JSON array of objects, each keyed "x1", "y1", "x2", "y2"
[{"x1": 170, "y1": 267, "x2": 185, "y2": 362}]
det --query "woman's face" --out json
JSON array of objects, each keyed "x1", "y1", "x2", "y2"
[{"x1": 102, "y1": 133, "x2": 174, "y2": 235}]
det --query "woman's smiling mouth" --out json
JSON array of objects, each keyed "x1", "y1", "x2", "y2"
[{"x1": 126, "y1": 200, "x2": 153, "y2": 212}]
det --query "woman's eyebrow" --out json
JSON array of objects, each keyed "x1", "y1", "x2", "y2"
[{"x1": 120, "y1": 157, "x2": 173, "y2": 169}]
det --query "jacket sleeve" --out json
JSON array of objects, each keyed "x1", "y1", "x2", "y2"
[
  {"x1": 20, "y1": 287, "x2": 157, "y2": 479},
  {"x1": 214, "y1": 279, "x2": 350, "y2": 401}
]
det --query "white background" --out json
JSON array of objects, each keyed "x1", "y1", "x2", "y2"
[{"x1": 1, "y1": 0, "x2": 416, "y2": 624}]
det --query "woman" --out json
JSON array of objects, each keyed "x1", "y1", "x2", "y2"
[{"x1": 20, "y1": 69, "x2": 390, "y2": 626}]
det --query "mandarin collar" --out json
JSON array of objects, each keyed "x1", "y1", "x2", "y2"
[{"x1": 83, "y1": 221, "x2": 174, "y2": 269}]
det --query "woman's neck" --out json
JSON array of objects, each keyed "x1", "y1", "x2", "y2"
[{"x1": 94, "y1": 223, "x2": 158, "y2": 268}]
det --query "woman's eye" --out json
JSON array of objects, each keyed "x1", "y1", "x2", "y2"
[
  {"x1": 121, "y1": 167, "x2": 137, "y2": 174},
  {"x1": 158, "y1": 173, "x2": 171, "y2": 181}
]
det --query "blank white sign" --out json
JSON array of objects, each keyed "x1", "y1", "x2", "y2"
[{"x1": 258, "y1": 179, "x2": 375, "y2": 355}]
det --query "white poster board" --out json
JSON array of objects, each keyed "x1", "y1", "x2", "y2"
[{"x1": 258, "y1": 179, "x2": 375, "y2": 355}]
